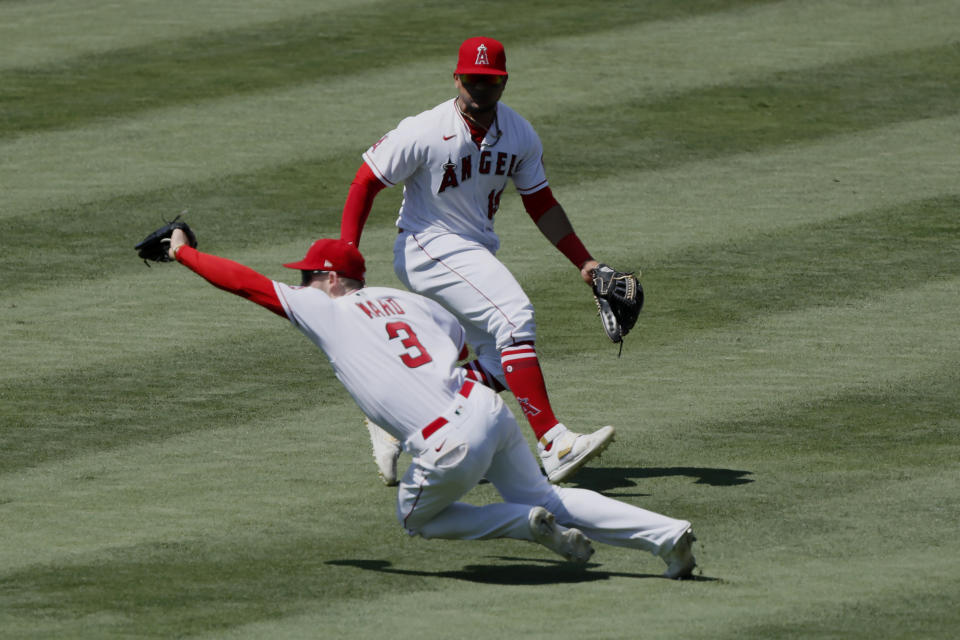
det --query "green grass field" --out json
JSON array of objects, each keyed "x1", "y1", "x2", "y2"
[{"x1": 2, "y1": 1, "x2": 959, "y2": 637}]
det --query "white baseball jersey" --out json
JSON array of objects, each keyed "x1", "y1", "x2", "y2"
[
  {"x1": 363, "y1": 98, "x2": 548, "y2": 252},
  {"x1": 274, "y1": 283, "x2": 468, "y2": 445}
]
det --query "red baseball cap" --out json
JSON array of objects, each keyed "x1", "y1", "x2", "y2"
[
  {"x1": 283, "y1": 239, "x2": 366, "y2": 282},
  {"x1": 455, "y1": 37, "x2": 507, "y2": 76}
]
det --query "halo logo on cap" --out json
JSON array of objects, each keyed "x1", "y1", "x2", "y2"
[{"x1": 475, "y1": 44, "x2": 489, "y2": 66}]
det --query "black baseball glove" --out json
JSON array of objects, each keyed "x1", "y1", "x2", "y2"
[
  {"x1": 592, "y1": 263, "x2": 643, "y2": 345},
  {"x1": 134, "y1": 214, "x2": 197, "y2": 264}
]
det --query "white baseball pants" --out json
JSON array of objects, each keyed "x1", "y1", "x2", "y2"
[
  {"x1": 397, "y1": 383, "x2": 691, "y2": 557},
  {"x1": 394, "y1": 230, "x2": 534, "y2": 388}
]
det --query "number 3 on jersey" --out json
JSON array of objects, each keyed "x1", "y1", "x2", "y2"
[{"x1": 385, "y1": 321, "x2": 433, "y2": 368}]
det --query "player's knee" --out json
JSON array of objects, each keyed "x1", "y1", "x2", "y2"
[
  {"x1": 397, "y1": 507, "x2": 425, "y2": 536},
  {"x1": 468, "y1": 355, "x2": 507, "y2": 391},
  {"x1": 492, "y1": 311, "x2": 536, "y2": 351}
]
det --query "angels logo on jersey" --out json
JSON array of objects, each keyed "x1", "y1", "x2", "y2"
[
  {"x1": 440, "y1": 159, "x2": 458, "y2": 191},
  {"x1": 438, "y1": 151, "x2": 520, "y2": 194}
]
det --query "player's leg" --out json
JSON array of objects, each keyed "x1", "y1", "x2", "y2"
[
  {"x1": 396, "y1": 389, "x2": 593, "y2": 563},
  {"x1": 460, "y1": 355, "x2": 506, "y2": 392},
  {"x1": 401, "y1": 498, "x2": 593, "y2": 565},
  {"x1": 482, "y1": 402, "x2": 696, "y2": 577},
  {"x1": 394, "y1": 230, "x2": 614, "y2": 483},
  {"x1": 397, "y1": 386, "x2": 512, "y2": 536}
]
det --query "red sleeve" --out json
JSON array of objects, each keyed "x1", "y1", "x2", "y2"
[
  {"x1": 175, "y1": 246, "x2": 287, "y2": 318},
  {"x1": 340, "y1": 163, "x2": 388, "y2": 247},
  {"x1": 556, "y1": 233, "x2": 593, "y2": 269},
  {"x1": 521, "y1": 187, "x2": 593, "y2": 268},
  {"x1": 520, "y1": 186, "x2": 559, "y2": 223}
]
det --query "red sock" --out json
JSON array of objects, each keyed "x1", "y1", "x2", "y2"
[{"x1": 500, "y1": 343, "x2": 559, "y2": 440}]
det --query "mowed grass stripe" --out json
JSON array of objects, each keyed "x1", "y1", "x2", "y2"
[
  {"x1": 0, "y1": 0, "x2": 376, "y2": 70},
  {"x1": 4, "y1": 4, "x2": 959, "y2": 219},
  {"x1": 0, "y1": 534, "x2": 397, "y2": 637},
  {"x1": 513, "y1": 188, "x2": 960, "y2": 363},
  {"x1": 4, "y1": 531, "x2": 956, "y2": 638},
  {"x1": 542, "y1": 113, "x2": 960, "y2": 268},
  {"x1": 0, "y1": 0, "x2": 771, "y2": 138},
  {"x1": 698, "y1": 369, "x2": 960, "y2": 477},
  {"x1": 0, "y1": 152, "x2": 370, "y2": 293},
  {"x1": 584, "y1": 274, "x2": 960, "y2": 436},
  {"x1": 697, "y1": 458, "x2": 960, "y2": 640},
  {"x1": 639, "y1": 193, "x2": 960, "y2": 340},
  {"x1": 540, "y1": 43, "x2": 960, "y2": 185},
  {"x1": 678, "y1": 366, "x2": 960, "y2": 540},
  {"x1": 197, "y1": 547, "x2": 960, "y2": 640},
  {"x1": 712, "y1": 575, "x2": 960, "y2": 640},
  {"x1": 4, "y1": 0, "x2": 953, "y2": 140},
  {"x1": 531, "y1": 269, "x2": 960, "y2": 459},
  {"x1": 0, "y1": 319, "x2": 344, "y2": 472},
  {"x1": 0, "y1": 401, "x2": 378, "y2": 570}
]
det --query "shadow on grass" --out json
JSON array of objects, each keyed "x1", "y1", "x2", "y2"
[
  {"x1": 327, "y1": 557, "x2": 717, "y2": 585},
  {"x1": 570, "y1": 466, "x2": 754, "y2": 495}
]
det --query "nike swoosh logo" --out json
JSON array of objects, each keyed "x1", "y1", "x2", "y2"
[
  {"x1": 443, "y1": 134, "x2": 456, "y2": 140},
  {"x1": 435, "y1": 439, "x2": 447, "y2": 452}
]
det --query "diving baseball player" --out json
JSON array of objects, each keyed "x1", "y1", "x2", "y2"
[
  {"x1": 156, "y1": 227, "x2": 697, "y2": 578},
  {"x1": 340, "y1": 36, "x2": 617, "y2": 486}
]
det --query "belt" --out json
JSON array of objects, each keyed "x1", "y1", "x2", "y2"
[{"x1": 421, "y1": 381, "x2": 475, "y2": 439}]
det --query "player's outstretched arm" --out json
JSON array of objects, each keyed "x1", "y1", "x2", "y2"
[{"x1": 168, "y1": 229, "x2": 287, "y2": 318}]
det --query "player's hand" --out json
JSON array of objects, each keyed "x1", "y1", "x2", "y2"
[
  {"x1": 580, "y1": 259, "x2": 600, "y2": 285},
  {"x1": 167, "y1": 228, "x2": 189, "y2": 260}
]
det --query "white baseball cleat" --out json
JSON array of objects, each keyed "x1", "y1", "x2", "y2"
[
  {"x1": 539, "y1": 424, "x2": 615, "y2": 484},
  {"x1": 365, "y1": 417, "x2": 401, "y2": 486},
  {"x1": 528, "y1": 506, "x2": 594, "y2": 564},
  {"x1": 661, "y1": 528, "x2": 697, "y2": 579}
]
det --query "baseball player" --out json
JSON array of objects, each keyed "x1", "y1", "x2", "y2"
[
  {"x1": 341, "y1": 36, "x2": 617, "y2": 486},
  {"x1": 160, "y1": 228, "x2": 697, "y2": 578}
]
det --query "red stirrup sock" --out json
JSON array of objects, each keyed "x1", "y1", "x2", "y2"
[
  {"x1": 500, "y1": 343, "x2": 560, "y2": 441},
  {"x1": 462, "y1": 359, "x2": 507, "y2": 392}
]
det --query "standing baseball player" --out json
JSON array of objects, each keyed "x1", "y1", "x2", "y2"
[
  {"x1": 154, "y1": 227, "x2": 696, "y2": 578},
  {"x1": 340, "y1": 36, "x2": 618, "y2": 485}
]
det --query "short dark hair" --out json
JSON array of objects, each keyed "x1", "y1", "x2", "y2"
[
  {"x1": 300, "y1": 270, "x2": 364, "y2": 289},
  {"x1": 300, "y1": 270, "x2": 325, "y2": 286}
]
